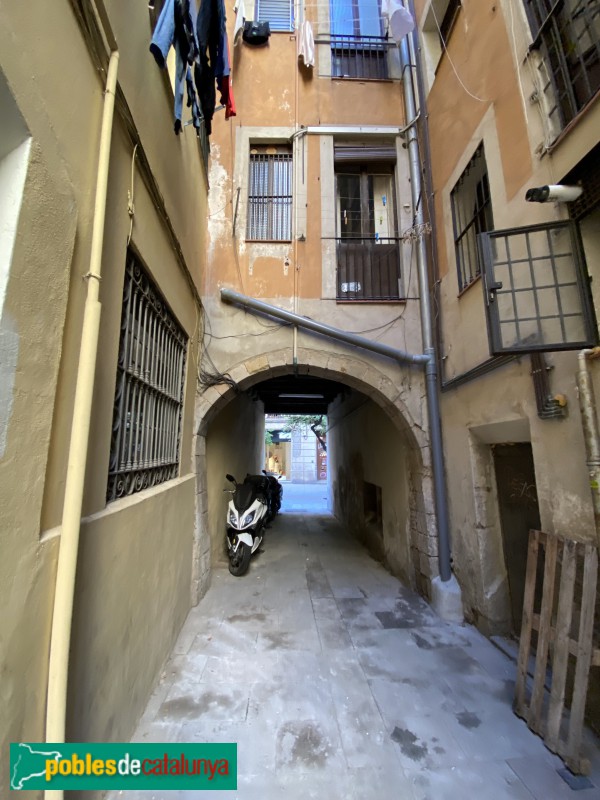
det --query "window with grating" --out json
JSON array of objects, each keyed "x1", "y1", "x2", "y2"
[
  {"x1": 480, "y1": 221, "x2": 597, "y2": 355},
  {"x1": 107, "y1": 251, "x2": 188, "y2": 503},
  {"x1": 524, "y1": 0, "x2": 600, "y2": 131},
  {"x1": 450, "y1": 143, "x2": 494, "y2": 292},
  {"x1": 330, "y1": 0, "x2": 389, "y2": 79},
  {"x1": 246, "y1": 146, "x2": 293, "y2": 241},
  {"x1": 255, "y1": 0, "x2": 294, "y2": 31}
]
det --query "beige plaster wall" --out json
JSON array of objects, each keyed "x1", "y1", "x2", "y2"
[
  {"x1": 417, "y1": 0, "x2": 600, "y2": 632},
  {"x1": 67, "y1": 476, "x2": 195, "y2": 742},
  {"x1": 205, "y1": 394, "x2": 266, "y2": 565},
  {"x1": 328, "y1": 391, "x2": 417, "y2": 588},
  {"x1": 0, "y1": 0, "x2": 207, "y2": 784}
]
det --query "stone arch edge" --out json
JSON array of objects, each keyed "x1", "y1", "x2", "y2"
[{"x1": 191, "y1": 347, "x2": 438, "y2": 605}]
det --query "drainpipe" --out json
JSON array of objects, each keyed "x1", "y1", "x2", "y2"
[
  {"x1": 220, "y1": 287, "x2": 453, "y2": 582},
  {"x1": 45, "y1": 48, "x2": 119, "y2": 787},
  {"x1": 221, "y1": 287, "x2": 429, "y2": 366},
  {"x1": 400, "y1": 15, "x2": 452, "y2": 581},
  {"x1": 577, "y1": 348, "x2": 600, "y2": 546}
]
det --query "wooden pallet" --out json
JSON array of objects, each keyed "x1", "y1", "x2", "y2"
[{"x1": 513, "y1": 530, "x2": 599, "y2": 774}]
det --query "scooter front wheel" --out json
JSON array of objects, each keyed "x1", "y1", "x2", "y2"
[{"x1": 228, "y1": 542, "x2": 252, "y2": 576}]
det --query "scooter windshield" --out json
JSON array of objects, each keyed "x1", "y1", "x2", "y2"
[{"x1": 233, "y1": 483, "x2": 255, "y2": 512}]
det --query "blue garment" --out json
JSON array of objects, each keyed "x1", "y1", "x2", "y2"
[{"x1": 150, "y1": 0, "x2": 203, "y2": 135}]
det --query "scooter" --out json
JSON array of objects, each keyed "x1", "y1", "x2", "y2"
[
  {"x1": 224, "y1": 473, "x2": 269, "y2": 576},
  {"x1": 262, "y1": 470, "x2": 283, "y2": 520}
]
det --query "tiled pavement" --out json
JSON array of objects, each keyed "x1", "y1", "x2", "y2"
[{"x1": 108, "y1": 513, "x2": 600, "y2": 799}]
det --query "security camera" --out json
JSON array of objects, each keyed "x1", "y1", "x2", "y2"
[{"x1": 525, "y1": 184, "x2": 583, "y2": 203}]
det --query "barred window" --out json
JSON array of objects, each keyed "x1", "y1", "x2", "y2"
[
  {"x1": 246, "y1": 146, "x2": 293, "y2": 241},
  {"x1": 255, "y1": 0, "x2": 294, "y2": 31},
  {"x1": 450, "y1": 143, "x2": 494, "y2": 292},
  {"x1": 107, "y1": 252, "x2": 188, "y2": 503},
  {"x1": 524, "y1": 0, "x2": 600, "y2": 131},
  {"x1": 330, "y1": 0, "x2": 389, "y2": 79}
]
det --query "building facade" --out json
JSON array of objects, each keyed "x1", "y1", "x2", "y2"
[
  {"x1": 2, "y1": 0, "x2": 598, "y2": 781},
  {"x1": 0, "y1": 0, "x2": 209, "y2": 788},
  {"x1": 414, "y1": 0, "x2": 599, "y2": 726},
  {"x1": 197, "y1": 0, "x2": 444, "y2": 601}
]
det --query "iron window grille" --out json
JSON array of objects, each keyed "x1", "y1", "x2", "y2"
[
  {"x1": 107, "y1": 252, "x2": 188, "y2": 503},
  {"x1": 330, "y1": 0, "x2": 389, "y2": 79},
  {"x1": 330, "y1": 34, "x2": 390, "y2": 79},
  {"x1": 255, "y1": 0, "x2": 294, "y2": 31},
  {"x1": 480, "y1": 220, "x2": 597, "y2": 355},
  {"x1": 524, "y1": 0, "x2": 600, "y2": 132},
  {"x1": 450, "y1": 143, "x2": 494, "y2": 292},
  {"x1": 247, "y1": 146, "x2": 293, "y2": 241}
]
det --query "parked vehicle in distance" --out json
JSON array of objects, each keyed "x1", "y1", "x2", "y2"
[{"x1": 262, "y1": 469, "x2": 283, "y2": 520}]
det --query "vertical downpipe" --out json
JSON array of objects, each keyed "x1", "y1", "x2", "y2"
[
  {"x1": 45, "y1": 50, "x2": 119, "y2": 800},
  {"x1": 400, "y1": 21, "x2": 452, "y2": 581}
]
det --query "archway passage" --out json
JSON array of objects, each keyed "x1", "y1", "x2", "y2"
[
  {"x1": 194, "y1": 349, "x2": 439, "y2": 605},
  {"x1": 256, "y1": 374, "x2": 345, "y2": 514}
]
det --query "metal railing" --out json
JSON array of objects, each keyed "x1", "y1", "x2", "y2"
[
  {"x1": 336, "y1": 237, "x2": 402, "y2": 300},
  {"x1": 330, "y1": 34, "x2": 390, "y2": 79},
  {"x1": 526, "y1": 0, "x2": 600, "y2": 131}
]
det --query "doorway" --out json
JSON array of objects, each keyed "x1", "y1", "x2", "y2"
[{"x1": 493, "y1": 443, "x2": 541, "y2": 634}]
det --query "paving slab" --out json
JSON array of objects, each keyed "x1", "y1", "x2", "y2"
[{"x1": 108, "y1": 512, "x2": 600, "y2": 800}]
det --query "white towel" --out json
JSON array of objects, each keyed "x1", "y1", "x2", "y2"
[
  {"x1": 233, "y1": 0, "x2": 245, "y2": 45},
  {"x1": 381, "y1": 0, "x2": 414, "y2": 43},
  {"x1": 298, "y1": 19, "x2": 315, "y2": 68}
]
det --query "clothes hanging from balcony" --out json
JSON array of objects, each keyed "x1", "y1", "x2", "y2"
[
  {"x1": 150, "y1": 0, "x2": 236, "y2": 137},
  {"x1": 297, "y1": 20, "x2": 315, "y2": 68},
  {"x1": 380, "y1": 0, "x2": 414, "y2": 43},
  {"x1": 233, "y1": 0, "x2": 245, "y2": 46},
  {"x1": 196, "y1": 0, "x2": 236, "y2": 127},
  {"x1": 217, "y1": 37, "x2": 237, "y2": 120},
  {"x1": 150, "y1": 0, "x2": 203, "y2": 135}
]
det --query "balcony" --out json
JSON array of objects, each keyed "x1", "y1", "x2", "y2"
[
  {"x1": 336, "y1": 237, "x2": 402, "y2": 301},
  {"x1": 330, "y1": 34, "x2": 390, "y2": 80}
]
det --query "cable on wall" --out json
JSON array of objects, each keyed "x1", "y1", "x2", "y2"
[{"x1": 430, "y1": 1, "x2": 487, "y2": 103}]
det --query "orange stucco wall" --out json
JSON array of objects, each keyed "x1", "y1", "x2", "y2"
[
  {"x1": 422, "y1": 1, "x2": 532, "y2": 278},
  {"x1": 205, "y1": 26, "x2": 407, "y2": 299}
]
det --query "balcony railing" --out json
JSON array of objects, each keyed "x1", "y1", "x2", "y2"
[
  {"x1": 330, "y1": 34, "x2": 390, "y2": 80},
  {"x1": 336, "y1": 237, "x2": 402, "y2": 301}
]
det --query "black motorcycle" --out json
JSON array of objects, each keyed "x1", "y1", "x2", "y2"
[{"x1": 262, "y1": 470, "x2": 283, "y2": 520}]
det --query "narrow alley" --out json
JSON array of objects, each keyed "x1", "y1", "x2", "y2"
[{"x1": 113, "y1": 512, "x2": 600, "y2": 800}]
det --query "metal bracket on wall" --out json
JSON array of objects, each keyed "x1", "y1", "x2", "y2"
[{"x1": 530, "y1": 352, "x2": 567, "y2": 420}]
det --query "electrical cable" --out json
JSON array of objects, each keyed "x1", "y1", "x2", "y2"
[{"x1": 430, "y1": 2, "x2": 486, "y2": 103}]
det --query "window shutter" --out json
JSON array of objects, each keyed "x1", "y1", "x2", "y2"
[
  {"x1": 334, "y1": 144, "x2": 397, "y2": 162},
  {"x1": 256, "y1": 0, "x2": 293, "y2": 31}
]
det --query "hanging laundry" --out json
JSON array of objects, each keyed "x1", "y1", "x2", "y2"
[
  {"x1": 174, "y1": 0, "x2": 199, "y2": 65},
  {"x1": 297, "y1": 19, "x2": 315, "y2": 68},
  {"x1": 150, "y1": 0, "x2": 203, "y2": 134},
  {"x1": 380, "y1": 0, "x2": 414, "y2": 44},
  {"x1": 233, "y1": 0, "x2": 245, "y2": 46},
  {"x1": 195, "y1": 0, "x2": 232, "y2": 130},
  {"x1": 217, "y1": 35, "x2": 237, "y2": 119},
  {"x1": 194, "y1": 51, "x2": 216, "y2": 136}
]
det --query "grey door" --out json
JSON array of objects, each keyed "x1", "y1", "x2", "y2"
[{"x1": 493, "y1": 443, "x2": 542, "y2": 634}]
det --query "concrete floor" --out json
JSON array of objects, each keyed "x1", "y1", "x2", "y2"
[
  {"x1": 112, "y1": 513, "x2": 600, "y2": 799},
  {"x1": 280, "y1": 481, "x2": 329, "y2": 514}
]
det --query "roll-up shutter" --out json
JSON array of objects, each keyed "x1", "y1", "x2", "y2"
[{"x1": 334, "y1": 144, "x2": 397, "y2": 163}]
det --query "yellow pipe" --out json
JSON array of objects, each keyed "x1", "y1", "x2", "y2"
[{"x1": 45, "y1": 49, "x2": 119, "y2": 795}]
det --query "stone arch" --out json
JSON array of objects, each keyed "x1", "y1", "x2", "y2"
[{"x1": 191, "y1": 346, "x2": 438, "y2": 603}]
